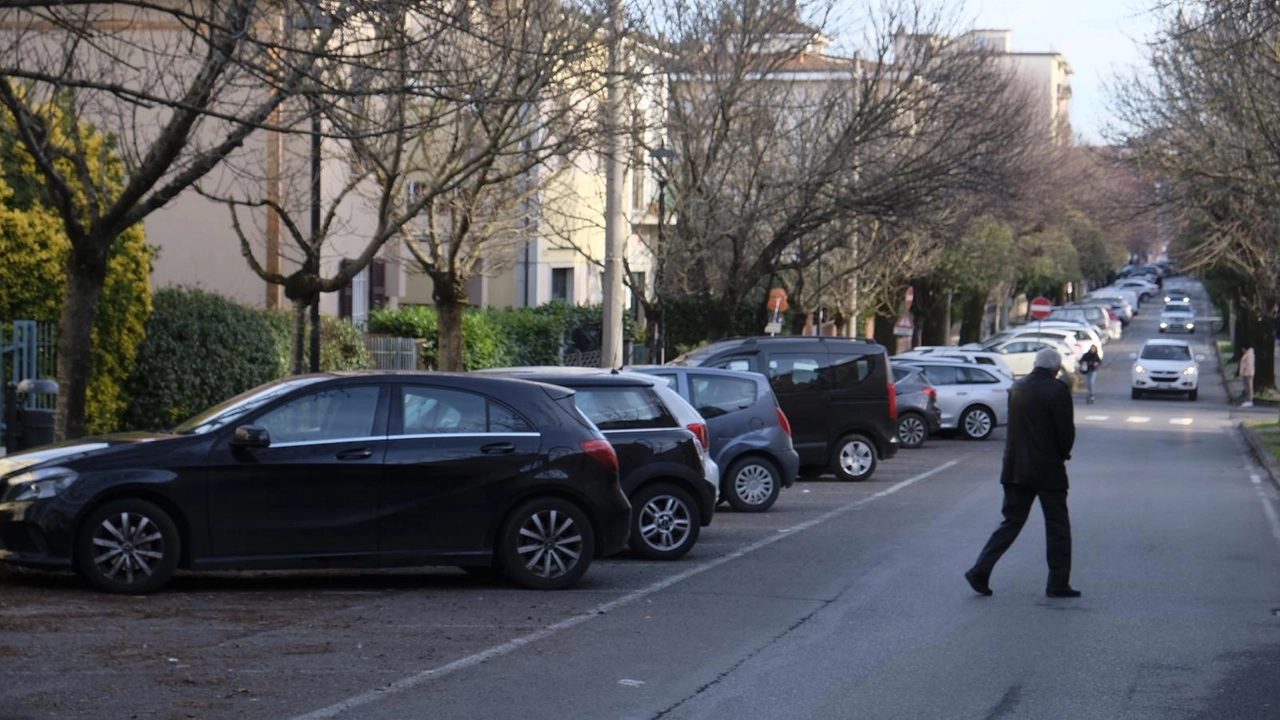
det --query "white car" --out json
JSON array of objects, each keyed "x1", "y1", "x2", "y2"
[
  {"x1": 892, "y1": 359, "x2": 1013, "y2": 440},
  {"x1": 985, "y1": 326, "x2": 1098, "y2": 362},
  {"x1": 975, "y1": 337, "x2": 1078, "y2": 377},
  {"x1": 897, "y1": 347, "x2": 1016, "y2": 379},
  {"x1": 1029, "y1": 322, "x2": 1107, "y2": 358},
  {"x1": 1131, "y1": 339, "x2": 1203, "y2": 401},
  {"x1": 1115, "y1": 278, "x2": 1160, "y2": 301},
  {"x1": 1159, "y1": 301, "x2": 1195, "y2": 334},
  {"x1": 1092, "y1": 287, "x2": 1143, "y2": 313}
]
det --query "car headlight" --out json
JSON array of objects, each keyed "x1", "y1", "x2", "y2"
[
  {"x1": 1159, "y1": 322, "x2": 1168, "y2": 328},
  {"x1": 3, "y1": 467, "x2": 78, "y2": 502},
  {"x1": 1185, "y1": 323, "x2": 1194, "y2": 329},
  {"x1": 1134, "y1": 364, "x2": 1147, "y2": 374},
  {"x1": 1183, "y1": 366, "x2": 1197, "y2": 375}
]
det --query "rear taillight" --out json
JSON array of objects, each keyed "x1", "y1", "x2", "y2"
[
  {"x1": 687, "y1": 423, "x2": 710, "y2": 451},
  {"x1": 581, "y1": 439, "x2": 618, "y2": 475},
  {"x1": 888, "y1": 382, "x2": 898, "y2": 421},
  {"x1": 775, "y1": 407, "x2": 792, "y2": 438},
  {"x1": 924, "y1": 387, "x2": 937, "y2": 400}
]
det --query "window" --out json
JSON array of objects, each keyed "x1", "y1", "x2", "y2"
[
  {"x1": 573, "y1": 388, "x2": 674, "y2": 431},
  {"x1": 257, "y1": 386, "x2": 381, "y2": 443},
  {"x1": 961, "y1": 367, "x2": 1000, "y2": 384},
  {"x1": 710, "y1": 356, "x2": 753, "y2": 372},
  {"x1": 400, "y1": 387, "x2": 529, "y2": 434},
  {"x1": 551, "y1": 268, "x2": 573, "y2": 302},
  {"x1": 1141, "y1": 344, "x2": 1192, "y2": 361},
  {"x1": 766, "y1": 353, "x2": 824, "y2": 393},
  {"x1": 690, "y1": 374, "x2": 757, "y2": 419},
  {"x1": 649, "y1": 373, "x2": 679, "y2": 391},
  {"x1": 919, "y1": 365, "x2": 961, "y2": 386},
  {"x1": 828, "y1": 354, "x2": 872, "y2": 388},
  {"x1": 975, "y1": 357, "x2": 996, "y2": 366}
]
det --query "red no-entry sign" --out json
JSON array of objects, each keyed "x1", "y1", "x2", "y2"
[{"x1": 1030, "y1": 296, "x2": 1053, "y2": 320}]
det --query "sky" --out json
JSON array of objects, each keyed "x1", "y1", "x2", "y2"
[{"x1": 970, "y1": 0, "x2": 1160, "y2": 145}]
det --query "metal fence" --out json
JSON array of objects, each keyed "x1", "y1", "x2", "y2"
[
  {"x1": 363, "y1": 335, "x2": 423, "y2": 370},
  {"x1": 1, "y1": 321, "x2": 57, "y2": 406}
]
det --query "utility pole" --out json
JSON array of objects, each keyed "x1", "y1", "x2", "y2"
[{"x1": 600, "y1": 0, "x2": 625, "y2": 369}]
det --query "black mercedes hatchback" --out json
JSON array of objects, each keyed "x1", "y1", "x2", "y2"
[{"x1": 0, "y1": 373, "x2": 632, "y2": 594}]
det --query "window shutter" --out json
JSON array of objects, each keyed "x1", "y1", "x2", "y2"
[{"x1": 370, "y1": 259, "x2": 387, "y2": 310}]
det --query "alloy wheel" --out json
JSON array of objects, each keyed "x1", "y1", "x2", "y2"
[
  {"x1": 964, "y1": 409, "x2": 993, "y2": 439},
  {"x1": 639, "y1": 495, "x2": 692, "y2": 552},
  {"x1": 515, "y1": 509, "x2": 583, "y2": 579},
  {"x1": 734, "y1": 464, "x2": 776, "y2": 507},
  {"x1": 91, "y1": 512, "x2": 166, "y2": 586},
  {"x1": 899, "y1": 416, "x2": 927, "y2": 447}
]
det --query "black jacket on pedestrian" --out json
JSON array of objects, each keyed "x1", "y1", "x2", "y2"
[
  {"x1": 1079, "y1": 349, "x2": 1101, "y2": 374},
  {"x1": 1000, "y1": 367, "x2": 1075, "y2": 489}
]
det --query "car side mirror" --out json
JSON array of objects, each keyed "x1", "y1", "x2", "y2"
[
  {"x1": 1195, "y1": 354, "x2": 1205, "y2": 362},
  {"x1": 231, "y1": 425, "x2": 271, "y2": 449}
]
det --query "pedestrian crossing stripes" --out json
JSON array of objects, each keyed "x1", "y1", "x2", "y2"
[
  {"x1": 1126, "y1": 416, "x2": 1151, "y2": 423},
  {"x1": 1169, "y1": 418, "x2": 1194, "y2": 425}
]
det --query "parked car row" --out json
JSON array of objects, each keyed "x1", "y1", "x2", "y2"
[{"x1": 0, "y1": 336, "x2": 913, "y2": 596}]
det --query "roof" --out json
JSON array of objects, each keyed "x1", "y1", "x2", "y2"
[{"x1": 1143, "y1": 338, "x2": 1192, "y2": 346}]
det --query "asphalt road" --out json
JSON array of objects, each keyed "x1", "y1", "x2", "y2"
[{"x1": 5, "y1": 278, "x2": 1280, "y2": 720}]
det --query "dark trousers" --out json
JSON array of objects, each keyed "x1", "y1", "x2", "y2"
[{"x1": 972, "y1": 483, "x2": 1072, "y2": 589}]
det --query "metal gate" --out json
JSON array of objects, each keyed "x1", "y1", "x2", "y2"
[{"x1": 0, "y1": 321, "x2": 58, "y2": 426}]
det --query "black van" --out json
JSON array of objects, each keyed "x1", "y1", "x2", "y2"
[{"x1": 671, "y1": 337, "x2": 898, "y2": 481}]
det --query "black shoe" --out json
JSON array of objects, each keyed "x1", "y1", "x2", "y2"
[
  {"x1": 1046, "y1": 587, "x2": 1082, "y2": 598},
  {"x1": 965, "y1": 569, "x2": 993, "y2": 596}
]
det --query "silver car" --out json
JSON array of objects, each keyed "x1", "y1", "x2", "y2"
[{"x1": 893, "y1": 359, "x2": 1012, "y2": 440}]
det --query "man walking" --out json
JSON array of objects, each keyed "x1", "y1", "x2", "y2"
[
  {"x1": 965, "y1": 347, "x2": 1080, "y2": 598},
  {"x1": 1239, "y1": 343, "x2": 1255, "y2": 408}
]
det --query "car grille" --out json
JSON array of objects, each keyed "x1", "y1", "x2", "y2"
[{"x1": 1150, "y1": 372, "x2": 1180, "y2": 382}]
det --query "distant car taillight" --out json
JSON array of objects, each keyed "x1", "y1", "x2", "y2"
[
  {"x1": 581, "y1": 439, "x2": 618, "y2": 475},
  {"x1": 687, "y1": 423, "x2": 710, "y2": 451},
  {"x1": 775, "y1": 407, "x2": 793, "y2": 438},
  {"x1": 888, "y1": 382, "x2": 898, "y2": 421}
]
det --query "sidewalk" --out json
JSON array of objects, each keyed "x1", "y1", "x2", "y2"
[{"x1": 1218, "y1": 338, "x2": 1280, "y2": 407}]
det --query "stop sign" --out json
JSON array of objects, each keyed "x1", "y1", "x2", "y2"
[{"x1": 1030, "y1": 296, "x2": 1053, "y2": 320}]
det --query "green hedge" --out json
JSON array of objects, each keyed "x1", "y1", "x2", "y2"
[
  {"x1": 123, "y1": 288, "x2": 278, "y2": 430},
  {"x1": 367, "y1": 302, "x2": 636, "y2": 370},
  {"x1": 262, "y1": 310, "x2": 372, "y2": 374}
]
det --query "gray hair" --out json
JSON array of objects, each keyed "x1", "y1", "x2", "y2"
[{"x1": 1033, "y1": 347, "x2": 1062, "y2": 371}]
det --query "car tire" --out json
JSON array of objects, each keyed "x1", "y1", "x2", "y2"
[
  {"x1": 896, "y1": 412, "x2": 929, "y2": 449},
  {"x1": 831, "y1": 433, "x2": 877, "y2": 482},
  {"x1": 1132, "y1": 388, "x2": 1141, "y2": 400},
  {"x1": 723, "y1": 457, "x2": 782, "y2": 513},
  {"x1": 628, "y1": 483, "x2": 700, "y2": 560},
  {"x1": 75, "y1": 498, "x2": 180, "y2": 595},
  {"x1": 960, "y1": 406, "x2": 995, "y2": 440},
  {"x1": 1189, "y1": 389, "x2": 1198, "y2": 401},
  {"x1": 499, "y1": 497, "x2": 594, "y2": 590}
]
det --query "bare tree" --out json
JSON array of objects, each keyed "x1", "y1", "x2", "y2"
[{"x1": 0, "y1": 0, "x2": 358, "y2": 438}]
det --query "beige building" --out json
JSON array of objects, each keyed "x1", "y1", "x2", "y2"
[{"x1": 961, "y1": 29, "x2": 1073, "y2": 144}]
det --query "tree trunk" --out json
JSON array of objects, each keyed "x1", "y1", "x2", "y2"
[
  {"x1": 292, "y1": 299, "x2": 308, "y2": 375},
  {"x1": 54, "y1": 244, "x2": 109, "y2": 440},
  {"x1": 435, "y1": 278, "x2": 468, "y2": 372},
  {"x1": 873, "y1": 313, "x2": 897, "y2": 351},
  {"x1": 958, "y1": 292, "x2": 986, "y2": 345}
]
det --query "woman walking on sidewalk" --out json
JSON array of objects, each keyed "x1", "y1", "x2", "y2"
[
  {"x1": 1079, "y1": 345, "x2": 1101, "y2": 404},
  {"x1": 1239, "y1": 343, "x2": 1256, "y2": 407}
]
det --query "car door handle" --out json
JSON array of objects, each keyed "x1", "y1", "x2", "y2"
[
  {"x1": 956, "y1": 392, "x2": 968, "y2": 396},
  {"x1": 336, "y1": 448, "x2": 374, "y2": 460},
  {"x1": 481, "y1": 442, "x2": 516, "y2": 455}
]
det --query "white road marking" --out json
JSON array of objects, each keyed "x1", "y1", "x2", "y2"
[
  {"x1": 289, "y1": 459, "x2": 964, "y2": 720},
  {"x1": 1084, "y1": 415, "x2": 1110, "y2": 421},
  {"x1": 618, "y1": 679, "x2": 646, "y2": 687},
  {"x1": 1170, "y1": 418, "x2": 1194, "y2": 425},
  {"x1": 1252, "y1": 474, "x2": 1280, "y2": 544},
  {"x1": 1126, "y1": 416, "x2": 1151, "y2": 423}
]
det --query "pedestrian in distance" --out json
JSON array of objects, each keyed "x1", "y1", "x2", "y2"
[
  {"x1": 1079, "y1": 344, "x2": 1102, "y2": 405},
  {"x1": 1239, "y1": 343, "x2": 1256, "y2": 408},
  {"x1": 965, "y1": 347, "x2": 1080, "y2": 598}
]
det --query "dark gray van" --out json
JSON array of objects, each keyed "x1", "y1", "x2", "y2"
[{"x1": 670, "y1": 337, "x2": 898, "y2": 481}]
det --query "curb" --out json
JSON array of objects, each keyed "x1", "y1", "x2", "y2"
[{"x1": 1238, "y1": 422, "x2": 1280, "y2": 490}]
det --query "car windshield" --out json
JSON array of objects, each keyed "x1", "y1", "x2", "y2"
[
  {"x1": 1164, "y1": 304, "x2": 1192, "y2": 314},
  {"x1": 1141, "y1": 345, "x2": 1192, "y2": 361},
  {"x1": 171, "y1": 377, "x2": 328, "y2": 435}
]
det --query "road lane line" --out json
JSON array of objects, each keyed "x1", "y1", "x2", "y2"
[
  {"x1": 1251, "y1": 474, "x2": 1280, "y2": 545},
  {"x1": 1126, "y1": 416, "x2": 1151, "y2": 423},
  {"x1": 290, "y1": 458, "x2": 965, "y2": 720},
  {"x1": 1170, "y1": 418, "x2": 1193, "y2": 425},
  {"x1": 1084, "y1": 415, "x2": 1109, "y2": 421}
]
